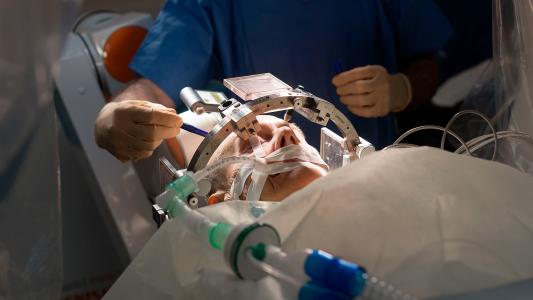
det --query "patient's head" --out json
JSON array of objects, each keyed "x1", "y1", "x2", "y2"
[{"x1": 207, "y1": 115, "x2": 328, "y2": 204}]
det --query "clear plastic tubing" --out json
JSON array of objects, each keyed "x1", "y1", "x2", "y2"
[
  {"x1": 242, "y1": 134, "x2": 270, "y2": 202},
  {"x1": 251, "y1": 244, "x2": 366, "y2": 298},
  {"x1": 249, "y1": 244, "x2": 415, "y2": 300},
  {"x1": 157, "y1": 156, "x2": 256, "y2": 250},
  {"x1": 160, "y1": 178, "x2": 233, "y2": 250},
  {"x1": 249, "y1": 134, "x2": 266, "y2": 158},
  {"x1": 191, "y1": 156, "x2": 256, "y2": 183}
]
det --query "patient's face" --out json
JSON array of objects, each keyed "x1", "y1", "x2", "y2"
[{"x1": 210, "y1": 115, "x2": 328, "y2": 202}]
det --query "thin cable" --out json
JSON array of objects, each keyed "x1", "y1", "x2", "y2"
[
  {"x1": 245, "y1": 250, "x2": 303, "y2": 288},
  {"x1": 458, "y1": 132, "x2": 507, "y2": 153},
  {"x1": 383, "y1": 143, "x2": 419, "y2": 150},
  {"x1": 440, "y1": 110, "x2": 498, "y2": 160},
  {"x1": 361, "y1": 274, "x2": 417, "y2": 300},
  {"x1": 455, "y1": 131, "x2": 532, "y2": 154},
  {"x1": 245, "y1": 250, "x2": 355, "y2": 299},
  {"x1": 456, "y1": 131, "x2": 533, "y2": 155},
  {"x1": 246, "y1": 250, "x2": 417, "y2": 300},
  {"x1": 393, "y1": 125, "x2": 472, "y2": 156}
]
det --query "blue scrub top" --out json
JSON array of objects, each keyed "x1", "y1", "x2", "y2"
[{"x1": 131, "y1": 0, "x2": 452, "y2": 149}]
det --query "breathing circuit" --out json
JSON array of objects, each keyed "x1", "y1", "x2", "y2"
[
  {"x1": 155, "y1": 155, "x2": 257, "y2": 249},
  {"x1": 153, "y1": 157, "x2": 416, "y2": 300}
]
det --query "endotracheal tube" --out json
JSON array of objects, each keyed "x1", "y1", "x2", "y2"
[{"x1": 155, "y1": 155, "x2": 415, "y2": 299}]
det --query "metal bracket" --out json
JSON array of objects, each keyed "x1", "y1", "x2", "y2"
[
  {"x1": 152, "y1": 204, "x2": 168, "y2": 227},
  {"x1": 228, "y1": 105, "x2": 262, "y2": 140},
  {"x1": 187, "y1": 90, "x2": 362, "y2": 172},
  {"x1": 180, "y1": 87, "x2": 220, "y2": 114}
]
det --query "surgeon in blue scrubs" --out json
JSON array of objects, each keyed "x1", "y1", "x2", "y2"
[{"x1": 95, "y1": 0, "x2": 452, "y2": 162}]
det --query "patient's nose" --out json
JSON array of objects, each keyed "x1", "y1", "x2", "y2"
[{"x1": 272, "y1": 126, "x2": 299, "y2": 151}]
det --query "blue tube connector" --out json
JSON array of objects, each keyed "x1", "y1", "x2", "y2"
[
  {"x1": 304, "y1": 249, "x2": 367, "y2": 298},
  {"x1": 299, "y1": 281, "x2": 350, "y2": 300}
]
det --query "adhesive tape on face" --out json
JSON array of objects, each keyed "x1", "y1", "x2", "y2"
[
  {"x1": 263, "y1": 144, "x2": 326, "y2": 166},
  {"x1": 230, "y1": 144, "x2": 327, "y2": 200}
]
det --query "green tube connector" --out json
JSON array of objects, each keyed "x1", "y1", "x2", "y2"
[
  {"x1": 209, "y1": 222, "x2": 233, "y2": 250},
  {"x1": 167, "y1": 174, "x2": 197, "y2": 199},
  {"x1": 250, "y1": 242, "x2": 266, "y2": 261},
  {"x1": 165, "y1": 197, "x2": 186, "y2": 218},
  {"x1": 164, "y1": 174, "x2": 231, "y2": 250}
]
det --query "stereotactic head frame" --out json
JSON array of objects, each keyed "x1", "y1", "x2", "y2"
[{"x1": 180, "y1": 73, "x2": 367, "y2": 172}]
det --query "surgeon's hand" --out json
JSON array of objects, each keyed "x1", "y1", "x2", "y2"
[
  {"x1": 95, "y1": 100, "x2": 182, "y2": 162},
  {"x1": 332, "y1": 65, "x2": 412, "y2": 118}
]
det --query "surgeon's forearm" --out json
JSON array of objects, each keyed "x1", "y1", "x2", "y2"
[
  {"x1": 402, "y1": 55, "x2": 440, "y2": 110},
  {"x1": 113, "y1": 78, "x2": 176, "y2": 108}
]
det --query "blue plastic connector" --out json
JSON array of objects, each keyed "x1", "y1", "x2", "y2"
[
  {"x1": 299, "y1": 281, "x2": 350, "y2": 300},
  {"x1": 304, "y1": 249, "x2": 367, "y2": 297}
]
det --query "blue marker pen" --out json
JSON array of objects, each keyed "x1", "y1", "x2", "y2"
[
  {"x1": 334, "y1": 59, "x2": 344, "y2": 74},
  {"x1": 181, "y1": 123, "x2": 209, "y2": 137}
]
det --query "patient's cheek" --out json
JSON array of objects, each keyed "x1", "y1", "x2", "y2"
[
  {"x1": 271, "y1": 166, "x2": 326, "y2": 201},
  {"x1": 292, "y1": 166, "x2": 327, "y2": 187}
]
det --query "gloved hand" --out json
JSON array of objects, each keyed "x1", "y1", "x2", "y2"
[
  {"x1": 95, "y1": 100, "x2": 182, "y2": 162},
  {"x1": 332, "y1": 65, "x2": 412, "y2": 117}
]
